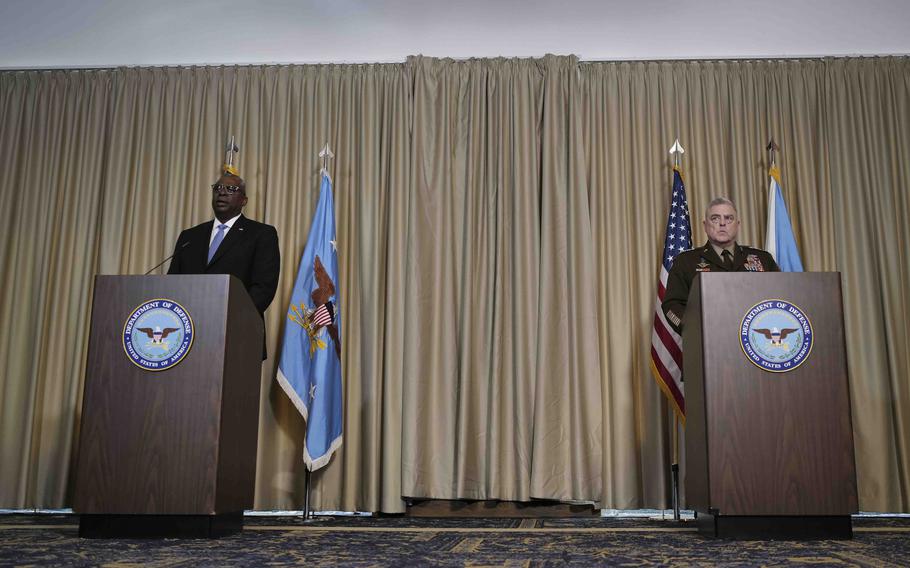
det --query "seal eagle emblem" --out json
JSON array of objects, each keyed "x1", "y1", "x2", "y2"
[
  {"x1": 740, "y1": 299, "x2": 813, "y2": 373},
  {"x1": 288, "y1": 255, "x2": 342, "y2": 360},
  {"x1": 123, "y1": 299, "x2": 194, "y2": 371}
]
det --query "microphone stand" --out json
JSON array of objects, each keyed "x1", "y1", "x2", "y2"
[{"x1": 144, "y1": 241, "x2": 190, "y2": 275}]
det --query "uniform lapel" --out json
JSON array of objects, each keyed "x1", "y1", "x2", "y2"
[
  {"x1": 700, "y1": 242, "x2": 726, "y2": 270},
  {"x1": 731, "y1": 244, "x2": 747, "y2": 271},
  {"x1": 192, "y1": 221, "x2": 215, "y2": 270},
  {"x1": 700, "y1": 241, "x2": 743, "y2": 271},
  {"x1": 207, "y1": 215, "x2": 247, "y2": 266}
]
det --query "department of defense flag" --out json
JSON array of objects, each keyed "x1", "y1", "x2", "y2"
[
  {"x1": 277, "y1": 169, "x2": 343, "y2": 471},
  {"x1": 765, "y1": 165, "x2": 804, "y2": 272}
]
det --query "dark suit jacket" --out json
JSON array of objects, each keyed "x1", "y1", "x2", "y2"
[
  {"x1": 168, "y1": 215, "x2": 280, "y2": 356},
  {"x1": 662, "y1": 241, "x2": 779, "y2": 334}
]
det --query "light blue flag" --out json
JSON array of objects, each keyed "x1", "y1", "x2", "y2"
[
  {"x1": 765, "y1": 165, "x2": 804, "y2": 272},
  {"x1": 277, "y1": 170, "x2": 342, "y2": 471}
]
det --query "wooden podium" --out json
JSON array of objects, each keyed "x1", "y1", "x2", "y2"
[
  {"x1": 73, "y1": 275, "x2": 263, "y2": 538},
  {"x1": 683, "y1": 272, "x2": 858, "y2": 539}
]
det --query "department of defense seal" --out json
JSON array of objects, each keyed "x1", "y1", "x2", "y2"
[
  {"x1": 122, "y1": 299, "x2": 194, "y2": 371},
  {"x1": 740, "y1": 299, "x2": 813, "y2": 373}
]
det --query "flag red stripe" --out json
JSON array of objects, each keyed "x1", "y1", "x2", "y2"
[
  {"x1": 652, "y1": 313, "x2": 683, "y2": 363},
  {"x1": 650, "y1": 325, "x2": 682, "y2": 384},
  {"x1": 650, "y1": 345, "x2": 685, "y2": 414},
  {"x1": 313, "y1": 305, "x2": 332, "y2": 326}
]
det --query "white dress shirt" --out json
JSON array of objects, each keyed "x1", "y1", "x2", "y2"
[{"x1": 209, "y1": 214, "x2": 242, "y2": 246}]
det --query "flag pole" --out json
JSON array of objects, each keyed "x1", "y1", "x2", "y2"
[
  {"x1": 301, "y1": 142, "x2": 335, "y2": 524},
  {"x1": 767, "y1": 137, "x2": 779, "y2": 168},
  {"x1": 672, "y1": 413, "x2": 680, "y2": 520},
  {"x1": 669, "y1": 138, "x2": 684, "y2": 169},
  {"x1": 668, "y1": 138, "x2": 685, "y2": 522},
  {"x1": 225, "y1": 135, "x2": 239, "y2": 170},
  {"x1": 319, "y1": 142, "x2": 335, "y2": 174},
  {"x1": 303, "y1": 468, "x2": 312, "y2": 520}
]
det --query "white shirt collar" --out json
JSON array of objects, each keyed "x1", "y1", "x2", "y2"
[
  {"x1": 215, "y1": 214, "x2": 242, "y2": 229},
  {"x1": 210, "y1": 214, "x2": 242, "y2": 244}
]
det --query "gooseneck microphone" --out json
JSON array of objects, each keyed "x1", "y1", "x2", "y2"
[{"x1": 144, "y1": 241, "x2": 190, "y2": 275}]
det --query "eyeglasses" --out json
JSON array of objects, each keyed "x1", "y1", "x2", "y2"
[
  {"x1": 211, "y1": 183, "x2": 243, "y2": 195},
  {"x1": 707, "y1": 214, "x2": 737, "y2": 226}
]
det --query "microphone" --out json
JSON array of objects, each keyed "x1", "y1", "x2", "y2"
[{"x1": 144, "y1": 241, "x2": 190, "y2": 275}]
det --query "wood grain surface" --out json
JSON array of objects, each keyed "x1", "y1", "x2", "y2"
[
  {"x1": 74, "y1": 275, "x2": 262, "y2": 515},
  {"x1": 685, "y1": 272, "x2": 857, "y2": 516}
]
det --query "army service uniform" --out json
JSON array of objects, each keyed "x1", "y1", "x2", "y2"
[{"x1": 662, "y1": 241, "x2": 780, "y2": 334}]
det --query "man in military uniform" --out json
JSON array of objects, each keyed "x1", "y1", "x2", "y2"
[{"x1": 662, "y1": 197, "x2": 779, "y2": 333}]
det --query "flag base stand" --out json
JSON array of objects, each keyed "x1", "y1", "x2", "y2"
[
  {"x1": 671, "y1": 414, "x2": 682, "y2": 522},
  {"x1": 302, "y1": 469, "x2": 313, "y2": 521},
  {"x1": 671, "y1": 463, "x2": 681, "y2": 521}
]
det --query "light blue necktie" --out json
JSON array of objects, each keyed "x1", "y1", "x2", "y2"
[{"x1": 208, "y1": 224, "x2": 228, "y2": 263}]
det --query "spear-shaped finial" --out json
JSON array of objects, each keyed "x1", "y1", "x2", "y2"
[
  {"x1": 669, "y1": 138, "x2": 685, "y2": 168},
  {"x1": 767, "y1": 138, "x2": 780, "y2": 167},
  {"x1": 223, "y1": 135, "x2": 240, "y2": 176},
  {"x1": 319, "y1": 143, "x2": 335, "y2": 172}
]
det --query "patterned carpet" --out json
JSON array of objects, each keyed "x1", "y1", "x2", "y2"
[{"x1": 1, "y1": 513, "x2": 908, "y2": 567}]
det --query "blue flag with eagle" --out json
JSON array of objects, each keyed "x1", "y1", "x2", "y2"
[
  {"x1": 764, "y1": 165, "x2": 804, "y2": 272},
  {"x1": 277, "y1": 169, "x2": 342, "y2": 471}
]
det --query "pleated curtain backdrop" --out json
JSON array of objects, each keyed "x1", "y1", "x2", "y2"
[
  {"x1": 0, "y1": 56, "x2": 907, "y2": 514},
  {"x1": 403, "y1": 56, "x2": 603, "y2": 503}
]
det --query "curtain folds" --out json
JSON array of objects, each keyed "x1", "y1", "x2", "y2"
[
  {"x1": 0, "y1": 56, "x2": 907, "y2": 513},
  {"x1": 402, "y1": 55, "x2": 603, "y2": 503}
]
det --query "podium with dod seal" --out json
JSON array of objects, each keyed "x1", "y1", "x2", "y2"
[
  {"x1": 74, "y1": 142, "x2": 274, "y2": 538},
  {"x1": 683, "y1": 271, "x2": 858, "y2": 539},
  {"x1": 73, "y1": 274, "x2": 263, "y2": 537}
]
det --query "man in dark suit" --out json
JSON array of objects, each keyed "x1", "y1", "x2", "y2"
[
  {"x1": 662, "y1": 197, "x2": 779, "y2": 333},
  {"x1": 168, "y1": 170, "x2": 280, "y2": 355}
]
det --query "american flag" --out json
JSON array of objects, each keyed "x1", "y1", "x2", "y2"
[
  {"x1": 649, "y1": 167, "x2": 691, "y2": 420},
  {"x1": 312, "y1": 302, "x2": 334, "y2": 327}
]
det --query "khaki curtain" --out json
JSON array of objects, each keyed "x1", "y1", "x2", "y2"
[
  {"x1": 402, "y1": 56, "x2": 603, "y2": 502},
  {"x1": 0, "y1": 56, "x2": 907, "y2": 514}
]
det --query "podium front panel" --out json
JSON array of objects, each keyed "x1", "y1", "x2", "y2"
[
  {"x1": 75, "y1": 275, "x2": 232, "y2": 515},
  {"x1": 690, "y1": 272, "x2": 857, "y2": 516}
]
